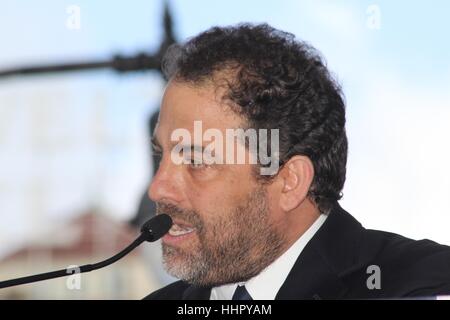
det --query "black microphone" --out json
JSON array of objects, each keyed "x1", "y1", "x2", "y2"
[{"x1": 0, "y1": 214, "x2": 172, "y2": 289}]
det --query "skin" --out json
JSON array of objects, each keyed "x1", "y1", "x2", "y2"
[{"x1": 148, "y1": 79, "x2": 321, "y2": 286}]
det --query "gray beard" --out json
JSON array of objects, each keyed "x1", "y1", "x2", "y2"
[{"x1": 161, "y1": 187, "x2": 287, "y2": 287}]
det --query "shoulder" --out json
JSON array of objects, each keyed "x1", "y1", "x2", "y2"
[
  {"x1": 365, "y1": 228, "x2": 450, "y2": 268},
  {"x1": 361, "y1": 229, "x2": 450, "y2": 296},
  {"x1": 143, "y1": 280, "x2": 191, "y2": 300}
]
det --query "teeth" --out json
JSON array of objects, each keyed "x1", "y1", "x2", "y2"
[{"x1": 168, "y1": 224, "x2": 195, "y2": 236}]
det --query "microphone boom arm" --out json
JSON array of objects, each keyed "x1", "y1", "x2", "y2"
[{"x1": 0, "y1": 214, "x2": 172, "y2": 289}]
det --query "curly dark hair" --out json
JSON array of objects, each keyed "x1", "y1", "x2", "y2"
[{"x1": 162, "y1": 23, "x2": 348, "y2": 214}]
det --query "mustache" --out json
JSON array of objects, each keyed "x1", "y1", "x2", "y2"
[{"x1": 156, "y1": 202, "x2": 203, "y2": 229}]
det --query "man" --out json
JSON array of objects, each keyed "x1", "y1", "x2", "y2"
[{"x1": 144, "y1": 23, "x2": 450, "y2": 300}]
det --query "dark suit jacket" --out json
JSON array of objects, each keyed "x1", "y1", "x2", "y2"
[{"x1": 144, "y1": 202, "x2": 450, "y2": 299}]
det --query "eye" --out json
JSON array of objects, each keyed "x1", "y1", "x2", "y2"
[
  {"x1": 151, "y1": 143, "x2": 162, "y2": 154},
  {"x1": 152, "y1": 150, "x2": 162, "y2": 160}
]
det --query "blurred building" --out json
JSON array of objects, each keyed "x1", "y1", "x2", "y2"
[{"x1": 0, "y1": 210, "x2": 161, "y2": 299}]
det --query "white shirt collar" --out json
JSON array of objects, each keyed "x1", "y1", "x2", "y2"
[{"x1": 210, "y1": 213, "x2": 328, "y2": 300}]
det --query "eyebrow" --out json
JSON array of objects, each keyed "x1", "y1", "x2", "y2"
[{"x1": 151, "y1": 135, "x2": 207, "y2": 155}]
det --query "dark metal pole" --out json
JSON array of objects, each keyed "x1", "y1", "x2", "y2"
[{"x1": 0, "y1": 1, "x2": 176, "y2": 80}]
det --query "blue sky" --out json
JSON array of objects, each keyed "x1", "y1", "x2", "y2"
[
  {"x1": 3, "y1": 1, "x2": 450, "y2": 74},
  {"x1": 1, "y1": 1, "x2": 450, "y2": 258}
]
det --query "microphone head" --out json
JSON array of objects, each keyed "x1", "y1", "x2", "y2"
[{"x1": 140, "y1": 214, "x2": 173, "y2": 242}]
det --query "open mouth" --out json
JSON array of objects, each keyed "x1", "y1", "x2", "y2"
[
  {"x1": 168, "y1": 223, "x2": 196, "y2": 236},
  {"x1": 162, "y1": 219, "x2": 198, "y2": 245}
]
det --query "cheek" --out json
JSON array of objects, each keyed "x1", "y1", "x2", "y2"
[
  {"x1": 266, "y1": 189, "x2": 279, "y2": 214},
  {"x1": 189, "y1": 192, "x2": 234, "y2": 235},
  {"x1": 185, "y1": 166, "x2": 257, "y2": 223},
  {"x1": 186, "y1": 173, "x2": 239, "y2": 204}
]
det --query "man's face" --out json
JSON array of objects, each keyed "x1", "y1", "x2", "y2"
[{"x1": 148, "y1": 80, "x2": 286, "y2": 287}]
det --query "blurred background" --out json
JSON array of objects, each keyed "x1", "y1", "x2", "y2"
[{"x1": 0, "y1": 0, "x2": 449, "y2": 299}]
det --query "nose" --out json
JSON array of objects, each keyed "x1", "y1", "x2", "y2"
[{"x1": 148, "y1": 156, "x2": 184, "y2": 205}]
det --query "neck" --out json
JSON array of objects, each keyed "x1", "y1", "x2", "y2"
[{"x1": 278, "y1": 199, "x2": 322, "y2": 255}]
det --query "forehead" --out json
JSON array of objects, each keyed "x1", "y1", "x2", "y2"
[{"x1": 156, "y1": 81, "x2": 243, "y2": 141}]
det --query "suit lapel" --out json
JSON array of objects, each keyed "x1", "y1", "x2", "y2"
[
  {"x1": 275, "y1": 245, "x2": 348, "y2": 299},
  {"x1": 276, "y1": 202, "x2": 366, "y2": 299},
  {"x1": 182, "y1": 285, "x2": 212, "y2": 300}
]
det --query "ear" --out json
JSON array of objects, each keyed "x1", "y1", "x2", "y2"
[{"x1": 278, "y1": 155, "x2": 314, "y2": 212}]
